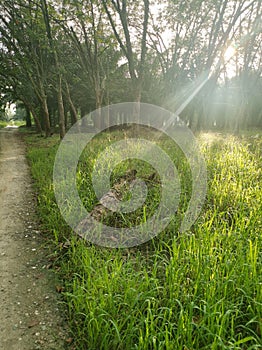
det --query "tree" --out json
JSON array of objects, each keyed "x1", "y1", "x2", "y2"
[
  {"x1": 101, "y1": 0, "x2": 150, "y2": 104},
  {"x1": 40, "y1": 0, "x2": 66, "y2": 138},
  {"x1": 0, "y1": 0, "x2": 53, "y2": 135},
  {"x1": 156, "y1": 0, "x2": 260, "y2": 130}
]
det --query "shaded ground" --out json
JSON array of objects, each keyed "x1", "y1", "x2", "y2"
[{"x1": 0, "y1": 127, "x2": 68, "y2": 350}]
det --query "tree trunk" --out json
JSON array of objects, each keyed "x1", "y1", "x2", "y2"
[
  {"x1": 94, "y1": 90, "x2": 103, "y2": 129},
  {"x1": 31, "y1": 110, "x2": 42, "y2": 134},
  {"x1": 25, "y1": 107, "x2": 32, "y2": 128},
  {"x1": 42, "y1": 97, "x2": 51, "y2": 137},
  {"x1": 131, "y1": 83, "x2": 142, "y2": 135},
  {"x1": 57, "y1": 77, "x2": 66, "y2": 139},
  {"x1": 93, "y1": 105, "x2": 102, "y2": 130},
  {"x1": 22, "y1": 100, "x2": 42, "y2": 133},
  {"x1": 66, "y1": 82, "x2": 78, "y2": 124},
  {"x1": 40, "y1": 0, "x2": 65, "y2": 138}
]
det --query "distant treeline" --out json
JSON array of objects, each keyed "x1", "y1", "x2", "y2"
[{"x1": 0, "y1": 0, "x2": 261, "y2": 137}]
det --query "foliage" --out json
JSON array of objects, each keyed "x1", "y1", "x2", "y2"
[
  {"x1": 0, "y1": 121, "x2": 8, "y2": 128},
  {"x1": 0, "y1": 0, "x2": 261, "y2": 133}
]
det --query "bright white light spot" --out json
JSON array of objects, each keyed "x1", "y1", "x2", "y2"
[
  {"x1": 223, "y1": 45, "x2": 237, "y2": 78},
  {"x1": 224, "y1": 46, "x2": 236, "y2": 62}
]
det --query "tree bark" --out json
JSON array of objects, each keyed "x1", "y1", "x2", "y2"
[
  {"x1": 28, "y1": 105, "x2": 42, "y2": 133},
  {"x1": 65, "y1": 82, "x2": 78, "y2": 124},
  {"x1": 41, "y1": 0, "x2": 66, "y2": 139},
  {"x1": 42, "y1": 96, "x2": 51, "y2": 137},
  {"x1": 25, "y1": 107, "x2": 32, "y2": 128},
  {"x1": 57, "y1": 76, "x2": 66, "y2": 138}
]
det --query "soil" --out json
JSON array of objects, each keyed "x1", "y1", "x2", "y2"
[{"x1": 0, "y1": 127, "x2": 69, "y2": 350}]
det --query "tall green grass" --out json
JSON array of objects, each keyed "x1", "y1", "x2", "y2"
[
  {"x1": 26, "y1": 131, "x2": 262, "y2": 350},
  {"x1": 0, "y1": 120, "x2": 8, "y2": 128}
]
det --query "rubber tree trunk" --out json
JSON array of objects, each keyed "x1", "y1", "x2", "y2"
[
  {"x1": 25, "y1": 107, "x2": 32, "y2": 128},
  {"x1": 31, "y1": 110, "x2": 42, "y2": 134},
  {"x1": 66, "y1": 82, "x2": 78, "y2": 125},
  {"x1": 42, "y1": 97, "x2": 51, "y2": 137},
  {"x1": 93, "y1": 92, "x2": 103, "y2": 130},
  {"x1": 57, "y1": 77, "x2": 65, "y2": 139},
  {"x1": 132, "y1": 83, "x2": 142, "y2": 136},
  {"x1": 23, "y1": 101, "x2": 42, "y2": 133}
]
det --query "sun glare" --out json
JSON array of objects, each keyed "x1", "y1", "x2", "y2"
[
  {"x1": 224, "y1": 45, "x2": 236, "y2": 62},
  {"x1": 223, "y1": 45, "x2": 237, "y2": 78}
]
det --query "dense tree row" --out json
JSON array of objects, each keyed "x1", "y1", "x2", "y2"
[{"x1": 0, "y1": 0, "x2": 261, "y2": 137}]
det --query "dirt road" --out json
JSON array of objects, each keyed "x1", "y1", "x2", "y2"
[{"x1": 0, "y1": 127, "x2": 68, "y2": 349}]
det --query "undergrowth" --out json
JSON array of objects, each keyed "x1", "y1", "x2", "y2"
[
  {"x1": 25, "y1": 130, "x2": 262, "y2": 350},
  {"x1": 0, "y1": 120, "x2": 8, "y2": 128}
]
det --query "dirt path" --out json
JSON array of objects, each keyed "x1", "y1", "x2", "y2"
[{"x1": 0, "y1": 127, "x2": 68, "y2": 349}]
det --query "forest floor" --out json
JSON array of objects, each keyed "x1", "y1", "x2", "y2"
[{"x1": 0, "y1": 127, "x2": 69, "y2": 350}]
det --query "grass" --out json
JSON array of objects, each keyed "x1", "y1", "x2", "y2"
[
  {"x1": 25, "y1": 129, "x2": 262, "y2": 350},
  {"x1": 0, "y1": 120, "x2": 28, "y2": 129},
  {"x1": 0, "y1": 120, "x2": 8, "y2": 128}
]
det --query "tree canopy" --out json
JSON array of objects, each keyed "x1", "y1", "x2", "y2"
[{"x1": 0, "y1": 0, "x2": 261, "y2": 136}]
